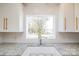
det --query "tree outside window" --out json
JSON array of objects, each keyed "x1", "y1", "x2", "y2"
[{"x1": 26, "y1": 15, "x2": 56, "y2": 45}]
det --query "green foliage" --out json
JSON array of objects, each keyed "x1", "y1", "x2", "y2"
[{"x1": 28, "y1": 19, "x2": 46, "y2": 39}]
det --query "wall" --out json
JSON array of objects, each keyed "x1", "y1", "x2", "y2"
[
  {"x1": 23, "y1": 3, "x2": 59, "y2": 44},
  {"x1": 2, "y1": 3, "x2": 79, "y2": 44}
]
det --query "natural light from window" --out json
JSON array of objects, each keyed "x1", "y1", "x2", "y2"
[{"x1": 26, "y1": 15, "x2": 56, "y2": 40}]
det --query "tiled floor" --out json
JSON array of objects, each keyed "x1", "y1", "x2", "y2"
[{"x1": 0, "y1": 43, "x2": 79, "y2": 56}]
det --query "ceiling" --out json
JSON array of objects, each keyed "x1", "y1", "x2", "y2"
[{"x1": 23, "y1": 3, "x2": 60, "y2": 6}]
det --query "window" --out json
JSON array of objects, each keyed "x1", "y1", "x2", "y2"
[{"x1": 26, "y1": 15, "x2": 56, "y2": 39}]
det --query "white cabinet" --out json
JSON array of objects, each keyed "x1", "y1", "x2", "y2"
[
  {"x1": 74, "y1": 4, "x2": 79, "y2": 32},
  {"x1": 0, "y1": 3, "x2": 23, "y2": 32},
  {"x1": 59, "y1": 4, "x2": 75, "y2": 32}
]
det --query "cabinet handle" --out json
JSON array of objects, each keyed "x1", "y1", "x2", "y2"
[
  {"x1": 3, "y1": 17, "x2": 8, "y2": 30},
  {"x1": 3, "y1": 18, "x2": 6, "y2": 30},
  {"x1": 75, "y1": 16, "x2": 78, "y2": 31},
  {"x1": 64, "y1": 16, "x2": 66, "y2": 31},
  {"x1": 5, "y1": 17, "x2": 8, "y2": 30}
]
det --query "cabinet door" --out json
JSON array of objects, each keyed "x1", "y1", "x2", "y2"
[
  {"x1": 59, "y1": 4, "x2": 75, "y2": 32},
  {"x1": 75, "y1": 4, "x2": 79, "y2": 32},
  {"x1": 64, "y1": 4, "x2": 75, "y2": 32},
  {"x1": 0, "y1": 8, "x2": 3, "y2": 31},
  {"x1": 5, "y1": 4, "x2": 21, "y2": 32},
  {"x1": 0, "y1": 4, "x2": 23, "y2": 32},
  {"x1": 59, "y1": 4, "x2": 65, "y2": 32},
  {"x1": 0, "y1": 4, "x2": 9, "y2": 32}
]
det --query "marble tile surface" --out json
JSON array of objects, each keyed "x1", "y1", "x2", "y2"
[
  {"x1": 54, "y1": 43, "x2": 79, "y2": 56},
  {"x1": 0, "y1": 43, "x2": 79, "y2": 56},
  {"x1": 0, "y1": 43, "x2": 27, "y2": 56}
]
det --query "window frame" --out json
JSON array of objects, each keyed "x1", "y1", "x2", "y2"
[{"x1": 26, "y1": 15, "x2": 56, "y2": 39}]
